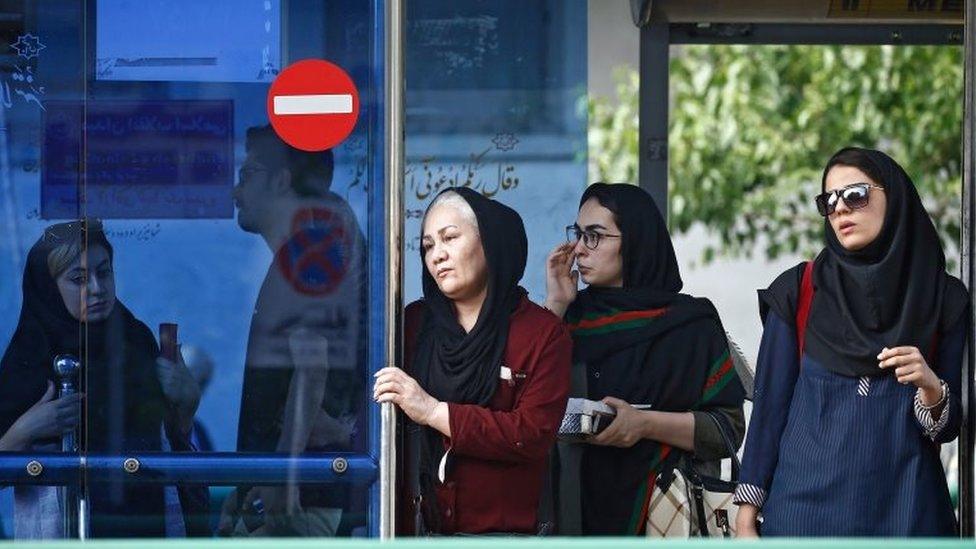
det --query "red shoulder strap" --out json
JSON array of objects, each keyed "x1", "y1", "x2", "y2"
[
  {"x1": 793, "y1": 261, "x2": 939, "y2": 363},
  {"x1": 796, "y1": 261, "x2": 815, "y2": 358}
]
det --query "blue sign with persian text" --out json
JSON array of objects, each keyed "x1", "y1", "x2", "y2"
[{"x1": 41, "y1": 100, "x2": 234, "y2": 219}]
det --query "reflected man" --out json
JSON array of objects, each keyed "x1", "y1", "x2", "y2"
[{"x1": 219, "y1": 125, "x2": 367, "y2": 537}]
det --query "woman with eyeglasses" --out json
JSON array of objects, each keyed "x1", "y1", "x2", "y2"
[
  {"x1": 0, "y1": 220, "x2": 206, "y2": 538},
  {"x1": 544, "y1": 183, "x2": 746, "y2": 535},
  {"x1": 734, "y1": 148, "x2": 968, "y2": 537},
  {"x1": 375, "y1": 188, "x2": 571, "y2": 535}
]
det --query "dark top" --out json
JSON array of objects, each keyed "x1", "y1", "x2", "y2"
[
  {"x1": 236, "y1": 199, "x2": 368, "y2": 510},
  {"x1": 736, "y1": 311, "x2": 964, "y2": 536}
]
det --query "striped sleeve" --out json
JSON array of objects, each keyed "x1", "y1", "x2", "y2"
[
  {"x1": 733, "y1": 483, "x2": 767, "y2": 508},
  {"x1": 913, "y1": 317, "x2": 966, "y2": 445},
  {"x1": 913, "y1": 382, "x2": 951, "y2": 442}
]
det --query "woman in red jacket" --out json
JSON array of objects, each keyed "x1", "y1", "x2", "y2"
[{"x1": 374, "y1": 187, "x2": 572, "y2": 535}]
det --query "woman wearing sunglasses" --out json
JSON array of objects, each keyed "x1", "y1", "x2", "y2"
[
  {"x1": 734, "y1": 147, "x2": 968, "y2": 537},
  {"x1": 544, "y1": 183, "x2": 746, "y2": 535}
]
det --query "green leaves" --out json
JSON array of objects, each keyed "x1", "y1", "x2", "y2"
[{"x1": 589, "y1": 45, "x2": 963, "y2": 269}]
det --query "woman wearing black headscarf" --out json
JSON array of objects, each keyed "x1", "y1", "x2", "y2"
[
  {"x1": 0, "y1": 220, "x2": 205, "y2": 538},
  {"x1": 734, "y1": 148, "x2": 968, "y2": 537},
  {"x1": 374, "y1": 188, "x2": 571, "y2": 535},
  {"x1": 544, "y1": 183, "x2": 746, "y2": 535}
]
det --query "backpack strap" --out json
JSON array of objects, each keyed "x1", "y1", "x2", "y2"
[{"x1": 795, "y1": 261, "x2": 815, "y2": 358}]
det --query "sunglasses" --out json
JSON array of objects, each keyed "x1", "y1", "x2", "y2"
[
  {"x1": 566, "y1": 224, "x2": 621, "y2": 250},
  {"x1": 814, "y1": 183, "x2": 885, "y2": 217},
  {"x1": 43, "y1": 218, "x2": 104, "y2": 243}
]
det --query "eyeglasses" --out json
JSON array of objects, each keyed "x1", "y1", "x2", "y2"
[
  {"x1": 814, "y1": 183, "x2": 885, "y2": 217},
  {"x1": 566, "y1": 224, "x2": 621, "y2": 250},
  {"x1": 238, "y1": 165, "x2": 268, "y2": 181},
  {"x1": 43, "y1": 218, "x2": 104, "y2": 243}
]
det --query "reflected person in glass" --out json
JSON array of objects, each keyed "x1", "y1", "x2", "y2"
[
  {"x1": 220, "y1": 125, "x2": 368, "y2": 537},
  {"x1": 0, "y1": 219, "x2": 205, "y2": 538},
  {"x1": 544, "y1": 183, "x2": 745, "y2": 535},
  {"x1": 374, "y1": 188, "x2": 571, "y2": 535}
]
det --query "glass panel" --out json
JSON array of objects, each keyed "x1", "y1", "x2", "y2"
[
  {"x1": 0, "y1": 0, "x2": 380, "y2": 540},
  {"x1": 397, "y1": 0, "x2": 587, "y2": 536},
  {"x1": 404, "y1": 0, "x2": 588, "y2": 302},
  {"x1": 0, "y1": 0, "x2": 87, "y2": 540}
]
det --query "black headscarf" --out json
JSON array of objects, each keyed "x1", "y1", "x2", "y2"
[
  {"x1": 412, "y1": 187, "x2": 528, "y2": 530},
  {"x1": 760, "y1": 147, "x2": 969, "y2": 377},
  {"x1": 413, "y1": 187, "x2": 528, "y2": 406},
  {"x1": 565, "y1": 184, "x2": 744, "y2": 534},
  {"x1": 0, "y1": 220, "x2": 176, "y2": 537},
  {"x1": 580, "y1": 183, "x2": 683, "y2": 291}
]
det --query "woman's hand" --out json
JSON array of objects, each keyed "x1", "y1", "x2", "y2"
[
  {"x1": 544, "y1": 242, "x2": 578, "y2": 318},
  {"x1": 156, "y1": 346, "x2": 201, "y2": 432},
  {"x1": 0, "y1": 381, "x2": 82, "y2": 451},
  {"x1": 373, "y1": 367, "x2": 448, "y2": 435},
  {"x1": 588, "y1": 397, "x2": 647, "y2": 448},
  {"x1": 878, "y1": 346, "x2": 942, "y2": 405},
  {"x1": 735, "y1": 504, "x2": 760, "y2": 538}
]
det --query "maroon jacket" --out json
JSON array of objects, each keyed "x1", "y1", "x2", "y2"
[{"x1": 401, "y1": 295, "x2": 572, "y2": 534}]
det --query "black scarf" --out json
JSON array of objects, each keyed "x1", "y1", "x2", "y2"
[
  {"x1": 566, "y1": 184, "x2": 744, "y2": 535},
  {"x1": 0, "y1": 221, "x2": 175, "y2": 536},
  {"x1": 412, "y1": 187, "x2": 528, "y2": 531},
  {"x1": 414, "y1": 187, "x2": 528, "y2": 405},
  {"x1": 760, "y1": 148, "x2": 968, "y2": 378}
]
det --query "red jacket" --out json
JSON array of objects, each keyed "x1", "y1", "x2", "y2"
[{"x1": 401, "y1": 295, "x2": 572, "y2": 534}]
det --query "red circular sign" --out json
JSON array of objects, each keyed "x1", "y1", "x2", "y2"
[{"x1": 266, "y1": 59, "x2": 360, "y2": 152}]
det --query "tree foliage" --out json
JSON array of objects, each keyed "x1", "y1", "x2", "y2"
[{"x1": 589, "y1": 45, "x2": 964, "y2": 267}]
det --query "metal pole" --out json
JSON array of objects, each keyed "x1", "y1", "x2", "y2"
[
  {"x1": 961, "y1": 0, "x2": 975, "y2": 537},
  {"x1": 54, "y1": 355, "x2": 81, "y2": 539},
  {"x1": 381, "y1": 0, "x2": 405, "y2": 540},
  {"x1": 638, "y1": 22, "x2": 670, "y2": 217}
]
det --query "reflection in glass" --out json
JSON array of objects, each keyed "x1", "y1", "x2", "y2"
[
  {"x1": 0, "y1": 220, "x2": 207, "y2": 538},
  {"x1": 219, "y1": 126, "x2": 368, "y2": 537}
]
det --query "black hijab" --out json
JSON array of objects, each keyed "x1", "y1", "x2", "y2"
[
  {"x1": 565, "y1": 184, "x2": 744, "y2": 535},
  {"x1": 0, "y1": 220, "x2": 174, "y2": 536},
  {"x1": 567, "y1": 183, "x2": 716, "y2": 366},
  {"x1": 413, "y1": 187, "x2": 528, "y2": 407},
  {"x1": 761, "y1": 148, "x2": 969, "y2": 377},
  {"x1": 412, "y1": 188, "x2": 528, "y2": 531}
]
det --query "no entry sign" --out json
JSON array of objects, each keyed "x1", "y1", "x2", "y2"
[{"x1": 266, "y1": 59, "x2": 360, "y2": 152}]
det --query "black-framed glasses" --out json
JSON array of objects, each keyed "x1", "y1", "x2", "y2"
[
  {"x1": 238, "y1": 165, "x2": 268, "y2": 181},
  {"x1": 814, "y1": 183, "x2": 885, "y2": 217},
  {"x1": 566, "y1": 224, "x2": 621, "y2": 250}
]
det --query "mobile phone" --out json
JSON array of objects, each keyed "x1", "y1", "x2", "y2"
[{"x1": 160, "y1": 323, "x2": 178, "y2": 361}]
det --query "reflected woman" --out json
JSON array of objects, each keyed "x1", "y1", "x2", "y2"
[
  {"x1": 374, "y1": 188, "x2": 572, "y2": 535},
  {"x1": 0, "y1": 220, "x2": 205, "y2": 538}
]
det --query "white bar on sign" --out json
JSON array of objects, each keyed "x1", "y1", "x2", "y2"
[{"x1": 273, "y1": 94, "x2": 353, "y2": 115}]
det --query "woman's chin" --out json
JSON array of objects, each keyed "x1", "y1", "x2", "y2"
[
  {"x1": 82, "y1": 307, "x2": 114, "y2": 323},
  {"x1": 436, "y1": 281, "x2": 462, "y2": 299},
  {"x1": 838, "y1": 235, "x2": 869, "y2": 252}
]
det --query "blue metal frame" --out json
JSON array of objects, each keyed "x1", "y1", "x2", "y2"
[
  {"x1": 367, "y1": 0, "x2": 389, "y2": 537},
  {"x1": 0, "y1": 454, "x2": 377, "y2": 485}
]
